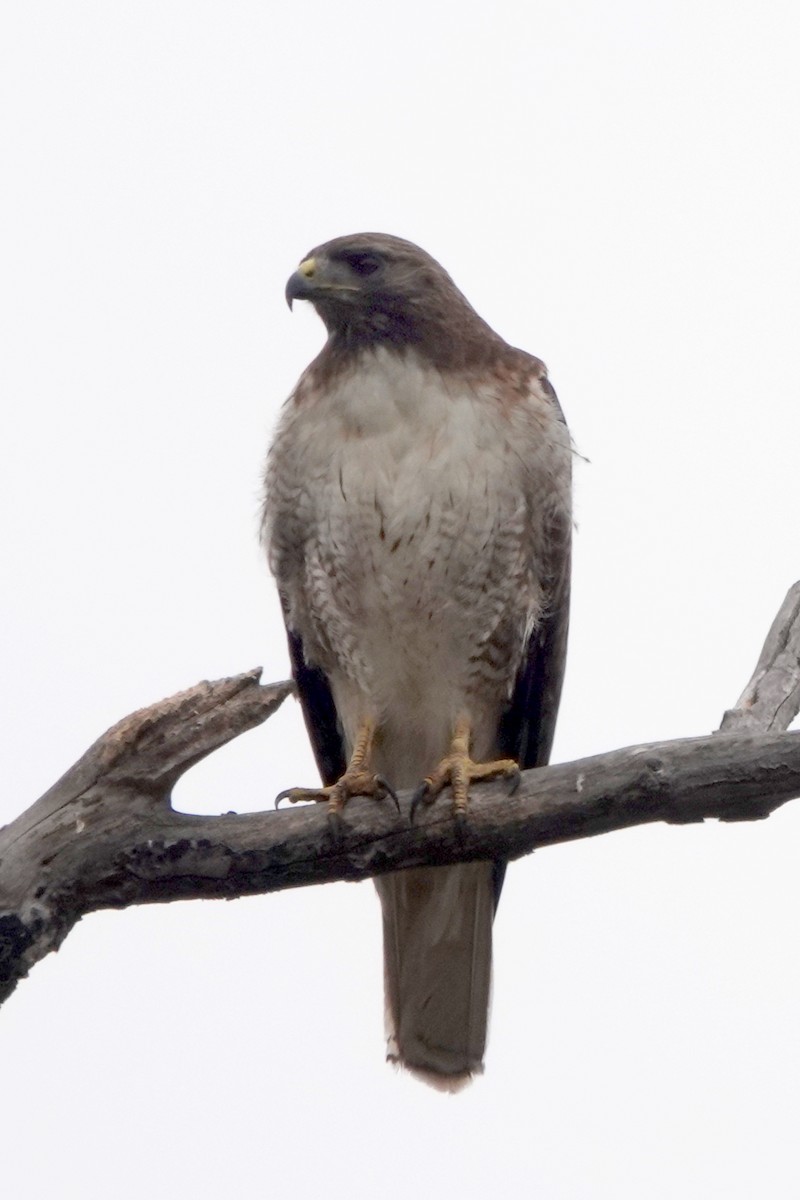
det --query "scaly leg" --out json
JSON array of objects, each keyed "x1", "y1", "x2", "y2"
[
  {"x1": 411, "y1": 715, "x2": 520, "y2": 824},
  {"x1": 276, "y1": 716, "x2": 398, "y2": 824}
]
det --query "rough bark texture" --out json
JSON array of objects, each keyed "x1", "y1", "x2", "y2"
[
  {"x1": 720, "y1": 581, "x2": 800, "y2": 734},
  {"x1": 2, "y1": 585, "x2": 799, "y2": 1008}
]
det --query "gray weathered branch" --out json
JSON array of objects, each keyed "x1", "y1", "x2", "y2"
[
  {"x1": 2, "y1": 584, "x2": 799, "y2": 1007},
  {"x1": 720, "y1": 580, "x2": 800, "y2": 733}
]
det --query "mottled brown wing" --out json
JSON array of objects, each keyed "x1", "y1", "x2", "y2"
[
  {"x1": 493, "y1": 388, "x2": 572, "y2": 903},
  {"x1": 497, "y1": 518, "x2": 571, "y2": 770}
]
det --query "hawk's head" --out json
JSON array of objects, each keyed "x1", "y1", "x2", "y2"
[{"x1": 285, "y1": 233, "x2": 500, "y2": 365}]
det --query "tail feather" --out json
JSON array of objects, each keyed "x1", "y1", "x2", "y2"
[{"x1": 375, "y1": 861, "x2": 494, "y2": 1089}]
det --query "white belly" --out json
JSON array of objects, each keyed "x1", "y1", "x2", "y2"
[{"x1": 268, "y1": 349, "x2": 546, "y2": 785}]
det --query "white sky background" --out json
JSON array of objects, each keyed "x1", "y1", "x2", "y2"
[{"x1": 2, "y1": 1, "x2": 799, "y2": 1196}]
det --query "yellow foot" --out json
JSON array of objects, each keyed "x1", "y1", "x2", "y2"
[
  {"x1": 411, "y1": 716, "x2": 520, "y2": 826},
  {"x1": 275, "y1": 715, "x2": 398, "y2": 837},
  {"x1": 275, "y1": 770, "x2": 398, "y2": 816}
]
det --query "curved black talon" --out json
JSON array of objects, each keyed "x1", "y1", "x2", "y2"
[
  {"x1": 454, "y1": 809, "x2": 468, "y2": 839},
  {"x1": 506, "y1": 767, "x2": 522, "y2": 795},
  {"x1": 410, "y1": 781, "x2": 432, "y2": 824},
  {"x1": 376, "y1": 776, "x2": 401, "y2": 814},
  {"x1": 327, "y1": 808, "x2": 346, "y2": 844},
  {"x1": 275, "y1": 788, "x2": 294, "y2": 810}
]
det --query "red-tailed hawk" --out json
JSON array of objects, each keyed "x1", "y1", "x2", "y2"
[{"x1": 262, "y1": 233, "x2": 571, "y2": 1089}]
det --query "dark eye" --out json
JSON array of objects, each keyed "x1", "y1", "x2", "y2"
[{"x1": 346, "y1": 253, "x2": 382, "y2": 277}]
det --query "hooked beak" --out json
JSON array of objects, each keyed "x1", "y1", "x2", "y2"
[{"x1": 285, "y1": 257, "x2": 317, "y2": 310}]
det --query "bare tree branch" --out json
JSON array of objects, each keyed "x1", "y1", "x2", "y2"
[
  {"x1": 721, "y1": 581, "x2": 800, "y2": 733},
  {"x1": 2, "y1": 585, "x2": 800, "y2": 1007}
]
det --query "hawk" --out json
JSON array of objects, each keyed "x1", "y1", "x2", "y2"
[{"x1": 262, "y1": 233, "x2": 571, "y2": 1089}]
